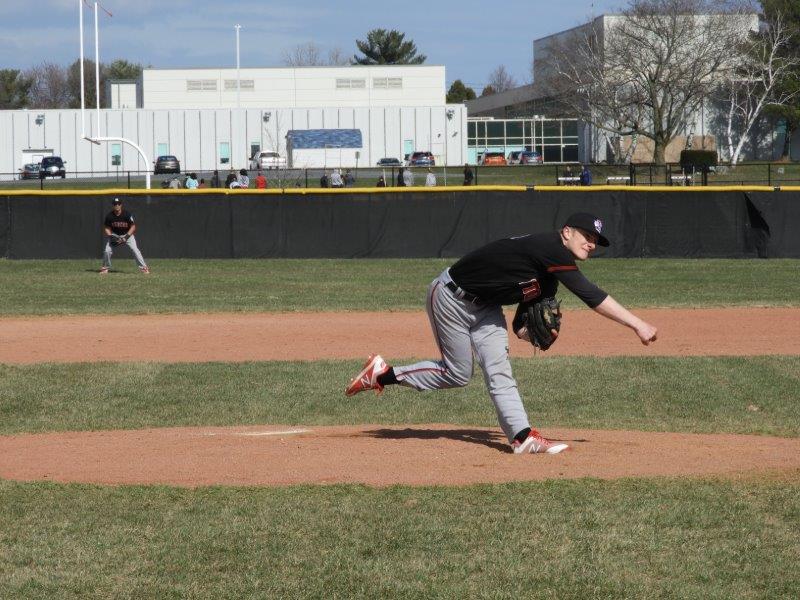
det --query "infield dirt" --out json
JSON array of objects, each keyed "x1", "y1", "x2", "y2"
[{"x1": 1, "y1": 307, "x2": 798, "y2": 487}]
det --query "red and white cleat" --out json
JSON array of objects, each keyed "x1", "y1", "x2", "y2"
[
  {"x1": 345, "y1": 354, "x2": 389, "y2": 396},
  {"x1": 512, "y1": 429, "x2": 569, "y2": 454}
]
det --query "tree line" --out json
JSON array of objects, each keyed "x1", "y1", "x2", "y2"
[{"x1": 0, "y1": 59, "x2": 144, "y2": 110}]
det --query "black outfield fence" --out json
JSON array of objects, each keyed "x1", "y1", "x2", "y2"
[{"x1": 1, "y1": 188, "x2": 798, "y2": 259}]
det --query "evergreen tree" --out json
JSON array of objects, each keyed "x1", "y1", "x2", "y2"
[
  {"x1": 761, "y1": 0, "x2": 800, "y2": 160},
  {"x1": 446, "y1": 79, "x2": 476, "y2": 103},
  {"x1": 353, "y1": 29, "x2": 426, "y2": 65},
  {"x1": 0, "y1": 69, "x2": 32, "y2": 109}
]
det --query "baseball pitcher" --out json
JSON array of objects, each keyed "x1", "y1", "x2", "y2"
[{"x1": 345, "y1": 212, "x2": 658, "y2": 454}]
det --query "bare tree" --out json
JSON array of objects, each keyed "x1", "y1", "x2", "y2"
[
  {"x1": 719, "y1": 14, "x2": 800, "y2": 164},
  {"x1": 542, "y1": 0, "x2": 755, "y2": 163},
  {"x1": 487, "y1": 65, "x2": 517, "y2": 93},
  {"x1": 25, "y1": 62, "x2": 71, "y2": 108},
  {"x1": 282, "y1": 42, "x2": 349, "y2": 67}
]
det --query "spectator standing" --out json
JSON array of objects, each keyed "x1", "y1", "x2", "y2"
[
  {"x1": 168, "y1": 176, "x2": 182, "y2": 189},
  {"x1": 463, "y1": 164, "x2": 474, "y2": 186},
  {"x1": 320, "y1": 172, "x2": 329, "y2": 188},
  {"x1": 425, "y1": 168, "x2": 437, "y2": 187},
  {"x1": 580, "y1": 165, "x2": 593, "y2": 186},
  {"x1": 238, "y1": 168, "x2": 250, "y2": 189},
  {"x1": 403, "y1": 167, "x2": 415, "y2": 187},
  {"x1": 185, "y1": 173, "x2": 199, "y2": 189},
  {"x1": 330, "y1": 169, "x2": 344, "y2": 188},
  {"x1": 210, "y1": 170, "x2": 221, "y2": 188},
  {"x1": 344, "y1": 169, "x2": 355, "y2": 187},
  {"x1": 255, "y1": 171, "x2": 267, "y2": 189},
  {"x1": 396, "y1": 167, "x2": 406, "y2": 187}
]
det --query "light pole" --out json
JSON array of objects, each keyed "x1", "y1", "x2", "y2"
[
  {"x1": 78, "y1": 0, "x2": 151, "y2": 188},
  {"x1": 235, "y1": 24, "x2": 241, "y2": 109}
]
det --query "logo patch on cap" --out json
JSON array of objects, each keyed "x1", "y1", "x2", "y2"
[{"x1": 594, "y1": 218, "x2": 603, "y2": 233}]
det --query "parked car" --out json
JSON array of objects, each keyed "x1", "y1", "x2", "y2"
[
  {"x1": 479, "y1": 152, "x2": 507, "y2": 166},
  {"x1": 154, "y1": 155, "x2": 181, "y2": 174},
  {"x1": 18, "y1": 163, "x2": 41, "y2": 180},
  {"x1": 507, "y1": 151, "x2": 523, "y2": 165},
  {"x1": 519, "y1": 150, "x2": 544, "y2": 165},
  {"x1": 377, "y1": 157, "x2": 402, "y2": 167},
  {"x1": 250, "y1": 150, "x2": 286, "y2": 170},
  {"x1": 406, "y1": 151, "x2": 435, "y2": 166},
  {"x1": 39, "y1": 156, "x2": 66, "y2": 179}
]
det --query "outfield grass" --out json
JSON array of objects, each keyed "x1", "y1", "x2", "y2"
[
  {"x1": 1, "y1": 258, "x2": 798, "y2": 315},
  {"x1": 0, "y1": 356, "x2": 797, "y2": 437},
  {"x1": 1, "y1": 478, "x2": 798, "y2": 599}
]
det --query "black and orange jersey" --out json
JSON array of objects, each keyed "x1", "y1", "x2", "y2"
[
  {"x1": 104, "y1": 210, "x2": 134, "y2": 236},
  {"x1": 448, "y1": 231, "x2": 608, "y2": 308}
]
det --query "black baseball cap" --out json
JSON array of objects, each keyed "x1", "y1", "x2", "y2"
[
  {"x1": 563, "y1": 212, "x2": 610, "y2": 246},
  {"x1": 112, "y1": 197, "x2": 122, "y2": 205}
]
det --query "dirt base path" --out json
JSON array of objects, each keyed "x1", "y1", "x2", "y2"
[
  {"x1": 2, "y1": 424, "x2": 799, "y2": 488},
  {"x1": 2, "y1": 307, "x2": 800, "y2": 364}
]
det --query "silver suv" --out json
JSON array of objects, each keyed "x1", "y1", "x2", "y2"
[{"x1": 249, "y1": 151, "x2": 286, "y2": 170}]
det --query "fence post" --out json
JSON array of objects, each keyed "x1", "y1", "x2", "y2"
[
  {"x1": 767, "y1": 163, "x2": 771, "y2": 187},
  {"x1": 127, "y1": 171, "x2": 131, "y2": 189},
  {"x1": 305, "y1": 169, "x2": 308, "y2": 188},
  {"x1": 475, "y1": 166, "x2": 479, "y2": 185},
  {"x1": 629, "y1": 162, "x2": 635, "y2": 186}
]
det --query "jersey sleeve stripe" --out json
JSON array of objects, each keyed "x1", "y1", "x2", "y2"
[{"x1": 547, "y1": 265, "x2": 578, "y2": 273}]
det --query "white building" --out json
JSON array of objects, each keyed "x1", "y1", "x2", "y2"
[
  {"x1": 140, "y1": 65, "x2": 446, "y2": 109},
  {"x1": 0, "y1": 104, "x2": 467, "y2": 178},
  {"x1": 0, "y1": 65, "x2": 466, "y2": 178}
]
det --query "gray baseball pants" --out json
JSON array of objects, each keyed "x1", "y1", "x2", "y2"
[
  {"x1": 102, "y1": 235, "x2": 147, "y2": 270},
  {"x1": 393, "y1": 269, "x2": 530, "y2": 443}
]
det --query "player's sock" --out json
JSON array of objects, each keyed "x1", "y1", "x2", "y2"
[
  {"x1": 377, "y1": 368, "x2": 398, "y2": 387},
  {"x1": 514, "y1": 428, "x2": 531, "y2": 443}
]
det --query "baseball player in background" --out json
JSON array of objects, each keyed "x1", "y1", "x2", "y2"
[
  {"x1": 100, "y1": 197, "x2": 150, "y2": 275},
  {"x1": 345, "y1": 212, "x2": 658, "y2": 454}
]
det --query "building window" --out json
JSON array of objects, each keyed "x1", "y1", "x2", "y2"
[
  {"x1": 187, "y1": 79, "x2": 217, "y2": 91},
  {"x1": 336, "y1": 78, "x2": 366, "y2": 89},
  {"x1": 373, "y1": 77, "x2": 402, "y2": 89},
  {"x1": 219, "y1": 142, "x2": 230, "y2": 165},
  {"x1": 466, "y1": 118, "x2": 579, "y2": 163},
  {"x1": 224, "y1": 79, "x2": 255, "y2": 91}
]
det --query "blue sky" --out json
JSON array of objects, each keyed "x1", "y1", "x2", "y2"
[{"x1": 2, "y1": 0, "x2": 620, "y2": 91}]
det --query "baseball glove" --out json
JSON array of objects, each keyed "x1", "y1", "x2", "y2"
[
  {"x1": 110, "y1": 234, "x2": 127, "y2": 246},
  {"x1": 523, "y1": 297, "x2": 562, "y2": 351}
]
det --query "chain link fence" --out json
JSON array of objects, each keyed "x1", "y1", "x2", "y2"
[{"x1": 2, "y1": 163, "x2": 799, "y2": 190}]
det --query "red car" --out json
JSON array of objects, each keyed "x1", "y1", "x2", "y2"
[{"x1": 480, "y1": 152, "x2": 507, "y2": 166}]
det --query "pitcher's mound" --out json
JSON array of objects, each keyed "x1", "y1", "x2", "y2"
[{"x1": 2, "y1": 424, "x2": 798, "y2": 487}]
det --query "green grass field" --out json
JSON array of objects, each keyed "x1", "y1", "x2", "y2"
[
  {"x1": 1, "y1": 258, "x2": 798, "y2": 598},
  {"x1": 1, "y1": 258, "x2": 798, "y2": 315}
]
